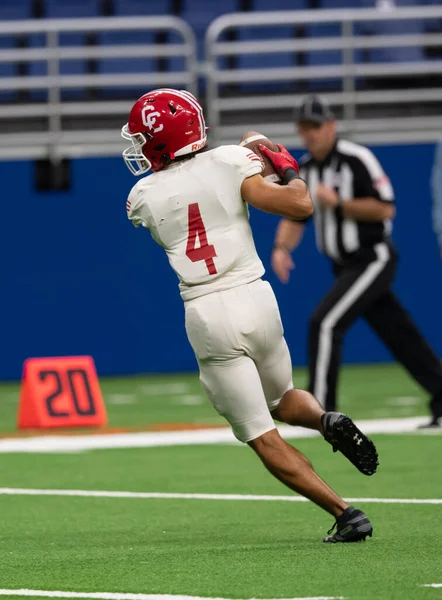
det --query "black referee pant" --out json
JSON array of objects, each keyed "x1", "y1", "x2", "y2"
[{"x1": 308, "y1": 240, "x2": 442, "y2": 411}]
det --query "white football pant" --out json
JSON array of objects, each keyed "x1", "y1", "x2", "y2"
[{"x1": 185, "y1": 278, "x2": 294, "y2": 442}]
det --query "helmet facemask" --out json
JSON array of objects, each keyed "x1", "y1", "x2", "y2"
[{"x1": 121, "y1": 124, "x2": 152, "y2": 176}]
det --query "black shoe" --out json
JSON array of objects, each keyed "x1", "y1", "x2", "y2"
[
  {"x1": 430, "y1": 392, "x2": 442, "y2": 421},
  {"x1": 418, "y1": 393, "x2": 442, "y2": 428},
  {"x1": 323, "y1": 506, "x2": 373, "y2": 543},
  {"x1": 321, "y1": 412, "x2": 379, "y2": 476}
]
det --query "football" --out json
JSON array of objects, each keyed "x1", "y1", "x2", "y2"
[{"x1": 239, "y1": 130, "x2": 282, "y2": 184}]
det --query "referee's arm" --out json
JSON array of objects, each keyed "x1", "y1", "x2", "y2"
[
  {"x1": 340, "y1": 150, "x2": 395, "y2": 221},
  {"x1": 431, "y1": 137, "x2": 442, "y2": 257},
  {"x1": 271, "y1": 220, "x2": 305, "y2": 283},
  {"x1": 271, "y1": 163, "x2": 310, "y2": 283}
]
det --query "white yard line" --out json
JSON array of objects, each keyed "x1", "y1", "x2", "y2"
[
  {"x1": 174, "y1": 395, "x2": 204, "y2": 405},
  {"x1": 0, "y1": 591, "x2": 344, "y2": 600},
  {"x1": 422, "y1": 584, "x2": 442, "y2": 588},
  {"x1": 387, "y1": 397, "x2": 421, "y2": 406},
  {"x1": 138, "y1": 383, "x2": 190, "y2": 395},
  {"x1": 1, "y1": 393, "x2": 22, "y2": 403},
  {"x1": 107, "y1": 395, "x2": 138, "y2": 405},
  {"x1": 0, "y1": 488, "x2": 441, "y2": 505},
  {"x1": 0, "y1": 416, "x2": 439, "y2": 453}
]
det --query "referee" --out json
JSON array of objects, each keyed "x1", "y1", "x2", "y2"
[{"x1": 271, "y1": 94, "x2": 442, "y2": 427}]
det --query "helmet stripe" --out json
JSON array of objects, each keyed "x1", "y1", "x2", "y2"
[
  {"x1": 172, "y1": 89, "x2": 205, "y2": 132},
  {"x1": 161, "y1": 88, "x2": 205, "y2": 138}
]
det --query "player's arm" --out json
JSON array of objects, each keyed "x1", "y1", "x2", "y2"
[
  {"x1": 126, "y1": 184, "x2": 151, "y2": 229},
  {"x1": 241, "y1": 144, "x2": 314, "y2": 220},
  {"x1": 242, "y1": 175, "x2": 313, "y2": 220}
]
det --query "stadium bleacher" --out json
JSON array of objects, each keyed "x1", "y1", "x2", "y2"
[
  {"x1": 0, "y1": 0, "x2": 440, "y2": 143},
  {"x1": 43, "y1": 0, "x2": 102, "y2": 98},
  {"x1": 181, "y1": 0, "x2": 239, "y2": 64},
  {"x1": 0, "y1": 0, "x2": 440, "y2": 97},
  {"x1": 0, "y1": 0, "x2": 33, "y2": 20}
]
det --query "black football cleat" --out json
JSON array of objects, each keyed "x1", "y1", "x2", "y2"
[
  {"x1": 418, "y1": 417, "x2": 441, "y2": 429},
  {"x1": 321, "y1": 411, "x2": 379, "y2": 476},
  {"x1": 418, "y1": 393, "x2": 442, "y2": 429},
  {"x1": 429, "y1": 393, "x2": 442, "y2": 425},
  {"x1": 323, "y1": 506, "x2": 373, "y2": 543}
]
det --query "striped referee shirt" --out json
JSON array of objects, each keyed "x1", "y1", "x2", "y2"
[{"x1": 300, "y1": 139, "x2": 395, "y2": 262}]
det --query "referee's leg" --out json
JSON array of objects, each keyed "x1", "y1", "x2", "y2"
[
  {"x1": 363, "y1": 290, "x2": 442, "y2": 419},
  {"x1": 308, "y1": 243, "x2": 395, "y2": 411}
]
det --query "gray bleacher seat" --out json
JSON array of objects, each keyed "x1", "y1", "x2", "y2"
[
  {"x1": 0, "y1": 36, "x2": 19, "y2": 101},
  {"x1": 237, "y1": 26, "x2": 297, "y2": 70},
  {"x1": 356, "y1": 0, "x2": 425, "y2": 62},
  {"x1": 305, "y1": 21, "x2": 341, "y2": 91},
  {"x1": 252, "y1": 0, "x2": 306, "y2": 9},
  {"x1": 112, "y1": 0, "x2": 171, "y2": 15},
  {"x1": 216, "y1": 0, "x2": 306, "y2": 94},
  {"x1": 238, "y1": 0, "x2": 307, "y2": 70},
  {"x1": 97, "y1": 29, "x2": 157, "y2": 98},
  {"x1": 104, "y1": 0, "x2": 183, "y2": 76},
  {"x1": 44, "y1": 0, "x2": 101, "y2": 18},
  {"x1": 320, "y1": 0, "x2": 361, "y2": 7},
  {"x1": 43, "y1": 0, "x2": 103, "y2": 99},
  {"x1": 181, "y1": 0, "x2": 239, "y2": 62},
  {"x1": 0, "y1": 1, "x2": 33, "y2": 100},
  {"x1": 0, "y1": 0, "x2": 33, "y2": 19}
]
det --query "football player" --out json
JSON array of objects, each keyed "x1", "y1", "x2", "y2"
[{"x1": 122, "y1": 88, "x2": 378, "y2": 543}]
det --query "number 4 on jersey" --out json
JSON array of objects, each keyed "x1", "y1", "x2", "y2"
[{"x1": 186, "y1": 203, "x2": 217, "y2": 275}]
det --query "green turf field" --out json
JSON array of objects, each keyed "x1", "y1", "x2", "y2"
[
  {"x1": 0, "y1": 363, "x2": 434, "y2": 433},
  {"x1": 0, "y1": 364, "x2": 441, "y2": 600},
  {"x1": 0, "y1": 436, "x2": 441, "y2": 600}
]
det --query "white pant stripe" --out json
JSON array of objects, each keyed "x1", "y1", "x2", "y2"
[{"x1": 314, "y1": 243, "x2": 390, "y2": 407}]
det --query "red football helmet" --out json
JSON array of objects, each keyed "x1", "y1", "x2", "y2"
[{"x1": 121, "y1": 88, "x2": 207, "y2": 175}]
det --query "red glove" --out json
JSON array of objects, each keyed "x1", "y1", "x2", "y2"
[{"x1": 259, "y1": 143, "x2": 300, "y2": 179}]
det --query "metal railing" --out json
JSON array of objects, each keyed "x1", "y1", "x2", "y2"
[
  {"x1": 205, "y1": 5, "x2": 442, "y2": 147},
  {"x1": 0, "y1": 7, "x2": 442, "y2": 159},
  {"x1": 0, "y1": 16, "x2": 197, "y2": 159}
]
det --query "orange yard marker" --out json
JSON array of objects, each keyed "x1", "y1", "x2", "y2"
[{"x1": 17, "y1": 356, "x2": 107, "y2": 429}]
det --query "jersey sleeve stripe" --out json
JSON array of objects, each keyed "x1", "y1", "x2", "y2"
[{"x1": 337, "y1": 139, "x2": 394, "y2": 201}]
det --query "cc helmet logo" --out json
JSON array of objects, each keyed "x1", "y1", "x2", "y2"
[{"x1": 141, "y1": 105, "x2": 164, "y2": 134}]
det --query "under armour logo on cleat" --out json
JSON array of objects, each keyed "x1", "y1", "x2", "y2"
[
  {"x1": 340, "y1": 525, "x2": 353, "y2": 535},
  {"x1": 353, "y1": 434, "x2": 363, "y2": 445}
]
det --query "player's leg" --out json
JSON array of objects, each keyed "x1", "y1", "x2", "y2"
[
  {"x1": 248, "y1": 428, "x2": 373, "y2": 543},
  {"x1": 251, "y1": 280, "x2": 378, "y2": 476},
  {"x1": 245, "y1": 280, "x2": 325, "y2": 431},
  {"x1": 308, "y1": 242, "x2": 396, "y2": 411},
  {"x1": 198, "y1": 354, "x2": 277, "y2": 442},
  {"x1": 199, "y1": 352, "x2": 371, "y2": 533},
  {"x1": 185, "y1": 287, "x2": 277, "y2": 441},
  {"x1": 364, "y1": 289, "x2": 442, "y2": 425},
  {"x1": 254, "y1": 332, "x2": 325, "y2": 432},
  {"x1": 248, "y1": 428, "x2": 347, "y2": 515},
  {"x1": 186, "y1": 286, "x2": 372, "y2": 538},
  {"x1": 273, "y1": 387, "x2": 325, "y2": 432}
]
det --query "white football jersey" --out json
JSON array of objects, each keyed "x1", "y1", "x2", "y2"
[{"x1": 126, "y1": 145, "x2": 265, "y2": 301}]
